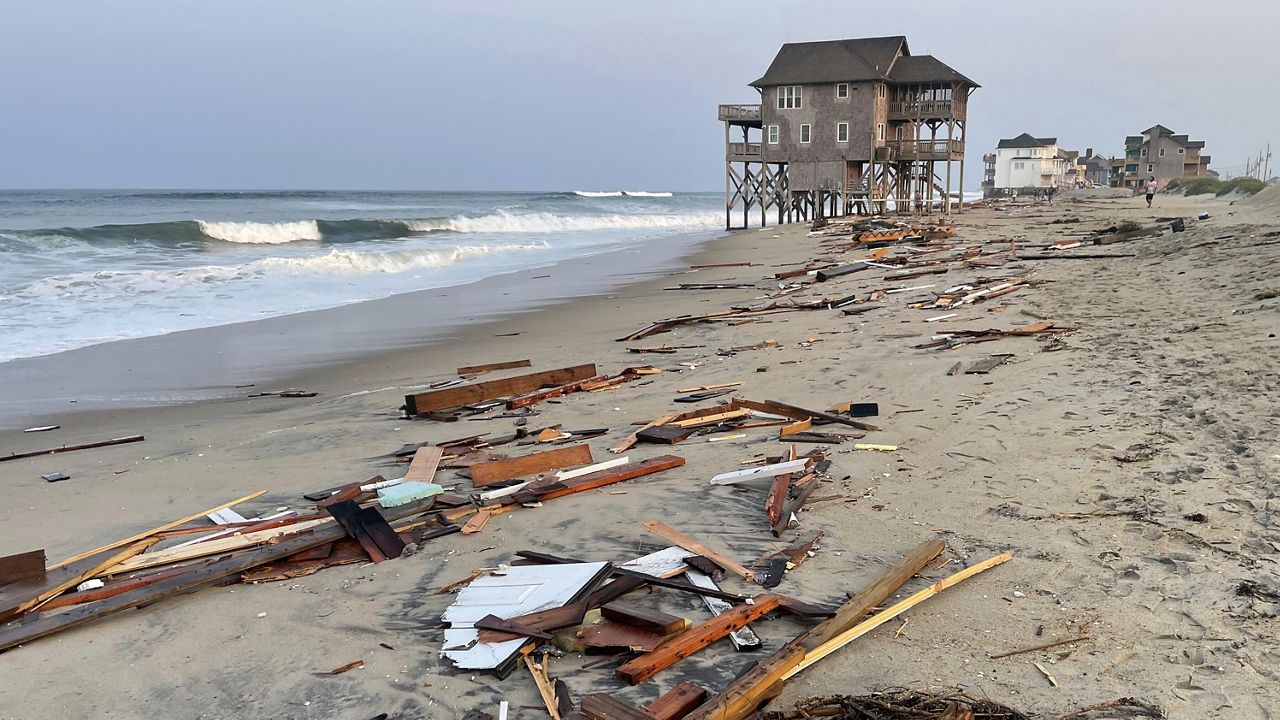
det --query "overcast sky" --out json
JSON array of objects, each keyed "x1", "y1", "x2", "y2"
[{"x1": 2, "y1": 0, "x2": 1274, "y2": 191}]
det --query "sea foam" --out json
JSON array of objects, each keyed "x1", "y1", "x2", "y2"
[
  {"x1": 409, "y1": 210, "x2": 718, "y2": 234},
  {"x1": 198, "y1": 220, "x2": 323, "y2": 244}
]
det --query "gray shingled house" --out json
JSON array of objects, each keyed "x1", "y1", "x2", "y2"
[{"x1": 718, "y1": 36, "x2": 978, "y2": 228}]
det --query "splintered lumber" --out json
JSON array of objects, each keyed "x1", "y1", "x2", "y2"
[
  {"x1": 506, "y1": 374, "x2": 608, "y2": 409},
  {"x1": 771, "y1": 473, "x2": 820, "y2": 537},
  {"x1": 475, "y1": 613, "x2": 553, "y2": 641},
  {"x1": 582, "y1": 694, "x2": 654, "y2": 720},
  {"x1": 683, "y1": 538, "x2": 945, "y2": 720},
  {"x1": 512, "y1": 455, "x2": 685, "y2": 504},
  {"x1": 17, "y1": 540, "x2": 157, "y2": 616},
  {"x1": 965, "y1": 355, "x2": 1014, "y2": 374},
  {"x1": 0, "y1": 499, "x2": 437, "y2": 653},
  {"x1": 577, "y1": 620, "x2": 666, "y2": 652},
  {"x1": 0, "y1": 550, "x2": 45, "y2": 587},
  {"x1": 525, "y1": 655, "x2": 563, "y2": 720},
  {"x1": 107, "y1": 519, "x2": 331, "y2": 574},
  {"x1": 457, "y1": 359, "x2": 532, "y2": 375},
  {"x1": 642, "y1": 521, "x2": 756, "y2": 583},
  {"x1": 404, "y1": 446, "x2": 444, "y2": 482},
  {"x1": 1, "y1": 434, "x2": 145, "y2": 463},
  {"x1": 686, "y1": 571, "x2": 761, "y2": 651},
  {"x1": 49, "y1": 491, "x2": 268, "y2": 570},
  {"x1": 616, "y1": 595, "x2": 784, "y2": 684},
  {"x1": 469, "y1": 444, "x2": 594, "y2": 487},
  {"x1": 462, "y1": 509, "x2": 498, "y2": 535},
  {"x1": 778, "y1": 419, "x2": 812, "y2": 438},
  {"x1": 612, "y1": 412, "x2": 681, "y2": 453},
  {"x1": 647, "y1": 683, "x2": 708, "y2": 720},
  {"x1": 732, "y1": 398, "x2": 879, "y2": 432},
  {"x1": 764, "y1": 475, "x2": 788, "y2": 526},
  {"x1": 602, "y1": 601, "x2": 690, "y2": 635},
  {"x1": 783, "y1": 552, "x2": 1013, "y2": 678},
  {"x1": 404, "y1": 364, "x2": 597, "y2": 415},
  {"x1": 667, "y1": 409, "x2": 751, "y2": 429}
]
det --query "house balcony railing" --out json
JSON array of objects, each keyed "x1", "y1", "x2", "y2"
[
  {"x1": 726, "y1": 142, "x2": 762, "y2": 160},
  {"x1": 889, "y1": 138, "x2": 964, "y2": 160},
  {"x1": 888, "y1": 99, "x2": 965, "y2": 120},
  {"x1": 718, "y1": 104, "x2": 762, "y2": 123}
]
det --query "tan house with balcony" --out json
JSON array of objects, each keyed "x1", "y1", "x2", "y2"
[
  {"x1": 1112, "y1": 125, "x2": 1211, "y2": 190},
  {"x1": 718, "y1": 36, "x2": 978, "y2": 228}
]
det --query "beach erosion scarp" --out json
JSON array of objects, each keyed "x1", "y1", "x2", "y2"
[{"x1": 0, "y1": 191, "x2": 1278, "y2": 719}]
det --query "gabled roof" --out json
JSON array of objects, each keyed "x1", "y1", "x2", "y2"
[
  {"x1": 887, "y1": 55, "x2": 979, "y2": 86},
  {"x1": 1143, "y1": 124, "x2": 1175, "y2": 137},
  {"x1": 997, "y1": 133, "x2": 1057, "y2": 149},
  {"x1": 751, "y1": 36, "x2": 908, "y2": 86}
]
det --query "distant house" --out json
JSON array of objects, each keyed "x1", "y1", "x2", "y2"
[
  {"x1": 1078, "y1": 148, "x2": 1110, "y2": 186},
  {"x1": 718, "y1": 36, "x2": 979, "y2": 227},
  {"x1": 989, "y1": 133, "x2": 1068, "y2": 193},
  {"x1": 1112, "y1": 125, "x2": 1211, "y2": 189}
]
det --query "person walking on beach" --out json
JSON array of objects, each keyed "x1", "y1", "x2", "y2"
[
  {"x1": 914, "y1": 189, "x2": 923, "y2": 214},
  {"x1": 1144, "y1": 176, "x2": 1158, "y2": 208}
]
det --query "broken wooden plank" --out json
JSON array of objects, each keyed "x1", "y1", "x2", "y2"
[
  {"x1": 108, "y1": 519, "x2": 332, "y2": 574},
  {"x1": 525, "y1": 654, "x2": 564, "y2": 720},
  {"x1": 616, "y1": 595, "x2": 784, "y2": 684},
  {"x1": 469, "y1": 444, "x2": 594, "y2": 487},
  {"x1": 0, "y1": 550, "x2": 45, "y2": 587},
  {"x1": 683, "y1": 537, "x2": 945, "y2": 720},
  {"x1": 635, "y1": 425, "x2": 696, "y2": 445},
  {"x1": 48, "y1": 490, "x2": 267, "y2": 570},
  {"x1": 475, "y1": 613, "x2": 554, "y2": 641},
  {"x1": 685, "y1": 570, "x2": 761, "y2": 651},
  {"x1": 582, "y1": 694, "x2": 654, "y2": 720},
  {"x1": 771, "y1": 473, "x2": 820, "y2": 537},
  {"x1": 326, "y1": 501, "x2": 405, "y2": 562},
  {"x1": 457, "y1": 359, "x2": 533, "y2": 375},
  {"x1": 404, "y1": 446, "x2": 444, "y2": 483},
  {"x1": 529, "y1": 455, "x2": 686, "y2": 503},
  {"x1": 577, "y1": 620, "x2": 666, "y2": 653},
  {"x1": 405, "y1": 364, "x2": 597, "y2": 415},
  {"x1": 601, "y1": 602, "x2": 689, "y2": 635},
  {"x1": 1, "y1": 434, "x2": 145, "y2": 463},
  {"x1": 646, "y1": 683, "x2": 708, "y2": 720},
  {"x1": 965, "y1": 355, "x2": 1015, "y2": 374},
  {"x1": 517, "y1": 551, "x2": 748, "y2": 604},
  {"x1": 764, "y1": 474, "x2": 789, "y2": 526},
  {"x1": 710, "y1": 459, "x2": 809, "y2": 486},
  {"x1": 732, "y1": 398, "x2": 879, "y2": 432},
  {"x1": 641, "y1": 521, "x2": 756, "y2": 583}
]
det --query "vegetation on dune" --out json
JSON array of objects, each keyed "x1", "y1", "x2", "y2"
[{"x1": 1164, "y1": 176, "x2": 1266, "y2": 196}]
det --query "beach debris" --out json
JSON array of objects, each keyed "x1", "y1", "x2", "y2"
[
  {"x1": 405, "y1": 364, "x2": 598, "y2": 416},
  {"x1": 457, "y1": 359, "x2": 532, "y2": 376},
  {"x1": 330, "y1": 659, "x2": 364, "y2": 675},
  {"x1": 377, "y1": 481, "x2": 443, "y2": 508},
  {"x1": 468, "y1": 444, "x2": 594, "y2": 486},
  {"x1": 1, "y1": 434, "x2": 145, "y2": 463},
  {"x1": 964, "y1": 354, "x2": 1015, "y2": 374},
  {"x1": 23, "y1": 425, "x2": 59, "y2": 433},
  {"x1": 0, "y1": 550, "x2": 46, "y2": 587},
  {"x1": 641, "y1": 520, "x2": 757, "y2": 583},
  {"x1": 41, "y1": 472, "x2": 71, "y2": 483},
  {"x1": 247, "y1": 390, "x2": 318, "y2": 398}
]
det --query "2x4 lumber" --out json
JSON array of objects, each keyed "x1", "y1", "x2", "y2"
[
  {"x1": 404, "y1": 364, "x2": 597, "y2": 415},
  {"x1": 641, "y1": 521, "x2": 756, "y2": 583},
  {"x1": 106, "y1": 519, "x2": 331, "y2": 574},
  {"x1": 783, "y1": 552, "x2": 1013, "y2": 678},
  {"x1": 470, "y1": 444, "x2": 594, "y2": 487},
  {"x1": 683, "y1": 537, "x2": 945, "y2": 720},
  {"x1": 535, "y1": 455, "x2": 685, "y2": 503},
  {"x1": 685, "y1": 570, "x2": 761, "y2": 651},
  {"x1": 771, "y1": 473, "x2": 819, "y2": 538},
  {"x1": 601, "y1": 601, "x2": 689, "y2": 635},
  {"x1": 506, "y1": 375, "x2": 608, "y2": 409},
  {"x1": 19, "y1": 539, "x2": 157, "y2": 616},
  {"x1": 525, "y1": 655, "x2": 563, "y2": 720},
  {"x1": 0, "y1": 499, "x2": 437, "y2": 653},
  {"x1": 458, "y1": 359, "x2": 532, "y2": 376},
  {"x1": 615, "y1": 595, "x2": 784, "y2": 685},
  {"x1": 404, "y1": 446, "x2": 444, "y2": 483},
  {"x1": 581, "y1": 694, "x2": 654, "y2": 720},
  {"x1": 732, "y1": 398, "x2": 879, "y2": 432},
  {"x1": 0, "y1": 434, "x2": 145, "y2": 463},
  {"x1": 49, "y1": 490, "x2": 268, "y2": 570},
  {"x1": 646, "y1": 684, "x2": 709, "y2": 720},
  {"x1": 666, "y1": 409, "x2": 751, "y2": 429}
]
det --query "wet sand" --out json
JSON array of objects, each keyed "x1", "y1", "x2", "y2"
[{"x1": 1, "y1": 190, "x2": 1277, "y2": 720}]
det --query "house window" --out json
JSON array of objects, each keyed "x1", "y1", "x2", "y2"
[
  {"x1": 877, "y1": 84, "x2": 886, "y2": 99},
  {"x1": 1159, "y1": 148, "x2": 1166, "y2": 157},
  {"x1": 767, "y1": 125, "x2": 779, "y2": 144},
  {"x1": 1147, "y1": 164, "x2": 1154, "y2": 172},
  {"x1": 800, "y1": 124, "x2": 811, "y2": 144},
  {"x1": 836, "y1": 122, "x2": 849, "y2": 143},
  {"x1": 876, "y1": 123, "x2": 885, "y2": 141},
  {"x1": 836, "y1": 83, "x2": 849, "y2": 99},
  {"x1": 1178, "y1": 148, "x2": 1185, "y2": 155},
  {"x1": 1141, "y1": 148, "x2": 1147, "y2": 157},
  {"x1": 777, "y1": 86, "x2": 802, "y2": 109},
  {"x1": 1015, "y1": 162, "x2": 1025, "y2": 169}
]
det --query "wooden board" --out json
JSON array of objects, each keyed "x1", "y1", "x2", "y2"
[
  {"x1": 404, "y1": 446, "x2": 444, "y2": 483},
  {"x1": 732, "y1": 398, "x2": 880, "y2": 432},
  {"x1": 405, "y1": 364, "x2": 597, "y2": 415},
  {"x1": 457, "y1": 359, "x2": 532, "y2": 375},
  {"x1": 685, "y1": 570, "x2": 761, "y2": 651},
  {"x1": 601, "y1": 601, "x2": 689, "y2": 635},
  {"x1": 642, "y1": 521, "x2": 756, "y2": 582},
  {"x1": 615, "y1": 595, "x2": 783, "y2": 684},
  {"x1": 965, "y1": 354, "x2": 1014, "y2": 374},
  {"x1": 666, "y1": 409, "x2": 751, "y2": 429},
  {"x1": 577, "y1": 620, "x2": 665, "y2": 652},
  {"x1": 107, "y1": 519, "x2": 331, "y2": 574},
  {"x1": 582, "y1": 694, "x2": 655, "y2": 720},
  {"x1": 683, "y1": 538, "x2": 945, "y2": 720},
  {"x1": 636, "y1": 425, "x2": 695, "y2": 445},
  {"x1": 646, "y1": 683, "x2": 708, "y2": 720},
  {"x1": 0, "y1": 550, "x2": 45, "y2": 587},
  {"x1": 470, "y1": 444, "x2": 594, "y2": 487},
  {"x1": 534, "y1": 455, "x2": 685, "y2": 503}
]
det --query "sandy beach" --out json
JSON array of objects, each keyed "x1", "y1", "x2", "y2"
[{"x1": 2, "y1": 189, "x2": 1278, "y2": 720}]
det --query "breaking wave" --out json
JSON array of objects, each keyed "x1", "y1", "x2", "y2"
[
  {"x1": 410, "y1": 210, "x2": 718, "y2": 234},
  {"x1": 2, "y1": 242, "x2": 551, "y2": 302},
  {"x1": 197, "y1": 220, "x2": 322, "y2": 244},
  {"x1": 572, "y1": 190, "x2": 674, "y2": 198}
]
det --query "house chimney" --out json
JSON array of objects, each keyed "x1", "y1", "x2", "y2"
[{"x1": 1086, "y1": 147, "x2": 1093, "y2": 158}]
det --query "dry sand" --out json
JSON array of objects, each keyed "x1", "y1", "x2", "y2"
[{"x1": 1, "y1": 189, "x2": 1277, "y2": 719}]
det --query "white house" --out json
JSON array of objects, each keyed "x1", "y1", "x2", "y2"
[{"x1": 991, "y1": 133, "x2": 1068, "y2": 191}]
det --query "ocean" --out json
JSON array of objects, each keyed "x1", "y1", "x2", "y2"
[{"x1": 0, "y1": 190, "x2": 723, "y2": 364}]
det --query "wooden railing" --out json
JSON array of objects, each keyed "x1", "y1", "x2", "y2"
[
  {"x1": 718, "y1": 104, "x2": 762, "y2": 122},
  {"x1": 727, "y1": 142, "x2": 762, "y2": 158},
  {"x1": 889, "y1": 139, "x2": 964, "y2": 159},
  {"x1": 888, "y1": 100, "x2": 963, "y2": 119}
]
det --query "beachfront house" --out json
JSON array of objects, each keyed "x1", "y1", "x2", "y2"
[
  {"x1": 1079, "y1": 149, "x2": 1110, "y2": 187},
  {"x1": 1112, "y1": 125, "x2": 1211, "y2": 189},
  {"x1": 718, "y1": 36, "x2": 978, "y2": 228},
  {"x1": 989, "y1": 133, "x2": 1068, "y2": 194}
]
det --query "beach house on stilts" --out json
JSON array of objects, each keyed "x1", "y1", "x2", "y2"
[{"x1": 718, "y1": 36, "x2": 978, "y2": 229}]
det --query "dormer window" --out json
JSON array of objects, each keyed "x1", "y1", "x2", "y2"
[
  {"x1": 777, "y1": 86, "x2": 802, "y2": 109},
  {"x1": 836, "y1": 83, "x2": 849, "y2": 99}
]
